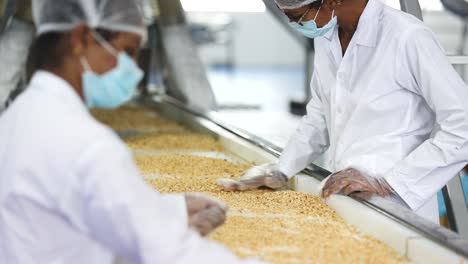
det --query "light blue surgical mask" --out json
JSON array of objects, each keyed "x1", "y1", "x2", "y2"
[
  {"x1": 80, "y1": 32, "x2": 143, "y2": 109},
  {"x1": 289, "y1": 4, "x2": 337, "y2": 39}
]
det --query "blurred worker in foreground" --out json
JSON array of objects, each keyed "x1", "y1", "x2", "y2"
[
  {"x1": 0, "y1": 0, "x2": 258, "y2": 263},
  {"x1": 218, "y1": 0, "x2": 468, "y2": 223}
]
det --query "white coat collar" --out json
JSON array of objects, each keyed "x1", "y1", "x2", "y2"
[
  {"x1": 30, "y1": 71, "x2": 88, "y2": 113},
  {"x1": 323, "y1": 0, "x2": 384, "y2": 48}
]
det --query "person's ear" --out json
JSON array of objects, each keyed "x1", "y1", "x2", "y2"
[
  {"x1": 326, "y1": 0, "x2": 341, "y2": 11},
  {"x1": 69, "y1": 23, "x2": 91, "y2": 57}
]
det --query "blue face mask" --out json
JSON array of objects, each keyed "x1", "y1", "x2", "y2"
[
  {"x1": 289, "y1": 5, "x2": 337, "y2": 39},
  {"x1": 81, "y1": 32, "x2": 143, "y2": 109}
]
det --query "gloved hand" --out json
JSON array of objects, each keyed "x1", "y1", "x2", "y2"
[
  {"x1": 321, "y1": 168, "x2": 395, "y2": 200},
  {"x1": 217, "y1": 163, "x2": 288, "y2": 191},
  {"x1": 185, "y1": 193, "x2": 228, "y2": 236}
]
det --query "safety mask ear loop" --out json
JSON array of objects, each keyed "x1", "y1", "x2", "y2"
[
  {"x1": 80, "y1": 56, "x2": 92, "y2": 73},
  {"x1": 313, "y1": 5, "x2": 322, "y2": 22},
  {"x1": 90, "y1": 31, "x2": 119, "y2": 57}
]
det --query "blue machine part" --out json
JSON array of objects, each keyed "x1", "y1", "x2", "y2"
[{"x1": 438, "y1": 174, "x2": 468, "y2": 217}]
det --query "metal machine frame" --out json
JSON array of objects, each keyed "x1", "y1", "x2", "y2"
[
  {"x1": 441, "y1": 0, "x2": 468, "y2": 79},
  {"x1": 0, "y1": 0, "x2": 16, "y2": 34},
  {"x1": 445, "y1": 173, "x2": 468, "y2": 239},
  {"x1": 145, "y1": 0, "x2": 218, "y2": 112},
  {"x1": 399, "y1": 0, "x2": 423, "y2": 20}
]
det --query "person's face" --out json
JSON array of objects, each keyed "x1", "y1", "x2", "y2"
[
  {"x1": 82, "y1": 31, "x2": 142, "y2": 75},
  {"x1": 282, "y1": 0, "x2": 335, "y2": 28}
]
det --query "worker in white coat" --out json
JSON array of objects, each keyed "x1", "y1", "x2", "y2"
[
  {"x1": 218, "y1": 0, "x2": 468, "y2": 223},
  {"x1": 0, "y1": 0, "x2": 259, "y2": 263}
]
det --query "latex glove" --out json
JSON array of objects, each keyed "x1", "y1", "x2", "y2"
[
  {"x1": 185, "y1": 193, "x2": 228, "y2": 236},
  {"x1": 217, "y1": 163, "x2": 288, "y2": 191},
  {"x1": 321, "y1": 168, "x2": 395, "y2": 200}
]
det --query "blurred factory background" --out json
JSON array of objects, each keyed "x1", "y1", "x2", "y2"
[
  {"x1": 182, "y1": 0, "x2": 467, "y2": 148},
  {"x1": 0, "y1": 0, "x2": 468, "y2": 258}
]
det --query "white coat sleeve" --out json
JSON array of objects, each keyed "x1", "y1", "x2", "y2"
[
  {"x1": 66, "y1": 139, "x2": 251, "y2": 264},
  {"x1": 279, "y1": 71, "x2": 330, "y2": 177},
  {"x1": 386, "y1": 26, "x2": 468, "y2": 210}
]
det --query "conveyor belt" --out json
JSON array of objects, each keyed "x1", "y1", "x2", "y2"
[
  {"x1": 92, "y1": 103, "x2": 406, "y2": 263},
  {"x1": 149, "y1": 96, "x2": 468, "y2": 262},
  {"x1": 92, "y1": 97, "x2": 468, "y2": 263}
]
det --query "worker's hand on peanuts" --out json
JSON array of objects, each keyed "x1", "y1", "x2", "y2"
[
  {"x1": 217, "y1": 163, "x2": 288, "y2": 191},
  {"x1": 321, "y1": 168, "x2": 395, "y2": 200},
  {"x1": 184, "y1": 193, "x2": 228, "y2": 236}
]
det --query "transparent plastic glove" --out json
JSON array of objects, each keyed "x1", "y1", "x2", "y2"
[
  {"x1": 185, "y1": 193, "x2": 228, "y2": 236},
  {"x1": 321, "y1": 168, "x2": 395, "y2": 200},
  {"x1": 217, "y1": 163, "x2": 288, "y2": 191}
]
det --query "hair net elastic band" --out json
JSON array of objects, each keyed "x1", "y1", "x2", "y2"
[
  {"x1": 99, "y1": 23, "x2": 148, "y2": 43},
  {"x1": 275, "y1": 0, "x2": 318, "y2": 10},
  {"x1": 36, "y1": 24, "x2": 77, "y2": 36},
  {"x1": 36, "y1": 23, "x2": 148, "y2": 44}
]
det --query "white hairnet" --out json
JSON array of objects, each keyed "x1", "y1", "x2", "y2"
[
  {"x1": 33, "y1": 0, "x2": 150, "y2": 41},
  {"x1": 274, "y1": 0, "x2": 319, "y2": 10}
]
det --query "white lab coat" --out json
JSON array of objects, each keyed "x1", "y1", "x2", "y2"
[
  {"x1": 0, "y1": 71, "x2": 252, "y2": 264},
  {"x1": 279, "y1": 0, "x2": 468, "y2": 223}
]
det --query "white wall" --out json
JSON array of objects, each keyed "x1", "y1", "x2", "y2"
[
  {"x1": 424, "y1": 11, "x2": 465, "y2": 54},
  {"x1": 192, "y1": 11, "x2": 304, "y2": 67},
  {"x1": 189, "y1": 6, "x2": 468, "y2": 67}
]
